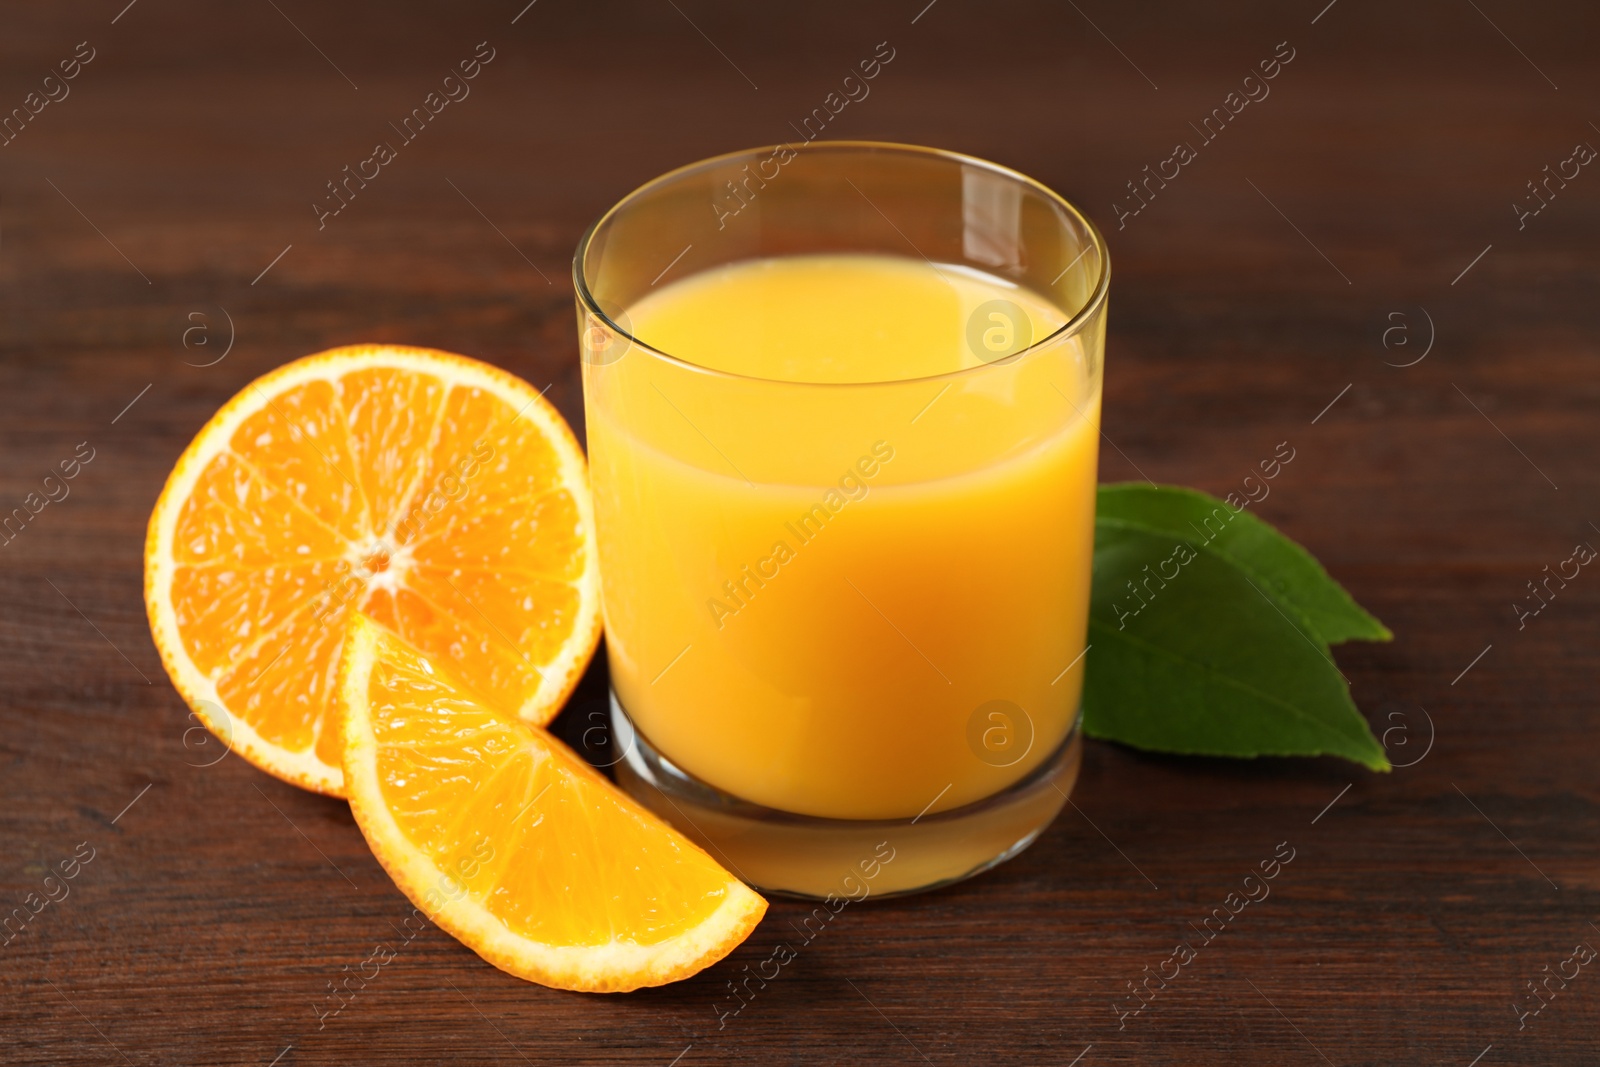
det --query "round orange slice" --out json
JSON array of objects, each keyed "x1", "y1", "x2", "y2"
[
  {"x1": 145, "y1": 344, "x2": 601, "y2": 795},
  {"x1": 339, "y1": 614, "x2": 768, "y2": 992}
]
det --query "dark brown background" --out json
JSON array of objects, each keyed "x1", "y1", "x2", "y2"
[{"x1": 3, "y1": 0, "x2": 1597, "y2": 1063}]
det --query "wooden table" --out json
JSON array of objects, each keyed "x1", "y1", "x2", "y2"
[{"x1": 4, "y1": 1, "x2": 1596, "y2": 1063}]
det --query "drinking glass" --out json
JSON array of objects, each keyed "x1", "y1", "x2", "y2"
[{"x1": 574, "y1": 142, "x2": 1108, "y2": 897}]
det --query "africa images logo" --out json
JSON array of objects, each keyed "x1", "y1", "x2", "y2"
[{"x1": 706, "y1": 442, "x2": 894, "y2": 629}]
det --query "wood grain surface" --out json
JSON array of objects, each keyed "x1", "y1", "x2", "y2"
[{"x1": 3, "y1": 1, "x2": 1597, "y2": 1064}]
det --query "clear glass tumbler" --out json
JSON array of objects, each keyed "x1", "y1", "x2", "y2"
[{"x1": 574, "y1": 142, "x2": 1108, "y2": 898}]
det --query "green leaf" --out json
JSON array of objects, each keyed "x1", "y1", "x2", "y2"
[
  {"x1": 1096, "y1": 483, "x2": 1391, "y2": 645},
  {"x1": 1084, "y1": 484, "x2": 1390, "y2": 771}
]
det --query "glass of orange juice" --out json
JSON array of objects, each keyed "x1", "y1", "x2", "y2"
[{"x1": 574, "y1": 142, "x2": 1108, "y2": 898}]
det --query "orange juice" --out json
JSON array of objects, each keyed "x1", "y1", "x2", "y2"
[{"x1": 583, "y1": 253, "x2": 1099, "y2": 821}]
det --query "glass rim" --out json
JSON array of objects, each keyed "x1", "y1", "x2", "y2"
[{"x1": 571, "y1": 140, "x2": 1111, "y2": 389}]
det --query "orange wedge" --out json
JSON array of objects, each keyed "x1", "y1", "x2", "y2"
[
  {"x1": 145, "y1": 345, "x2": 601, "y2": 795},
  {"x1": 338, "y1": 615, "x2": 768, "y2": 991}
]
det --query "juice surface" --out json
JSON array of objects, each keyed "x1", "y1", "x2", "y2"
[
  {"x1": 586, "y1": 253, "x2": 1099, "y2": 820},
  {"x1": 622, "y1": 254, "x2": 1048, "y2": 383}
]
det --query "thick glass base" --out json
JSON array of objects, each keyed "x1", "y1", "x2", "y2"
[{"x1": 610, "y1": 694, "x2": 1082, "y2": 899}]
